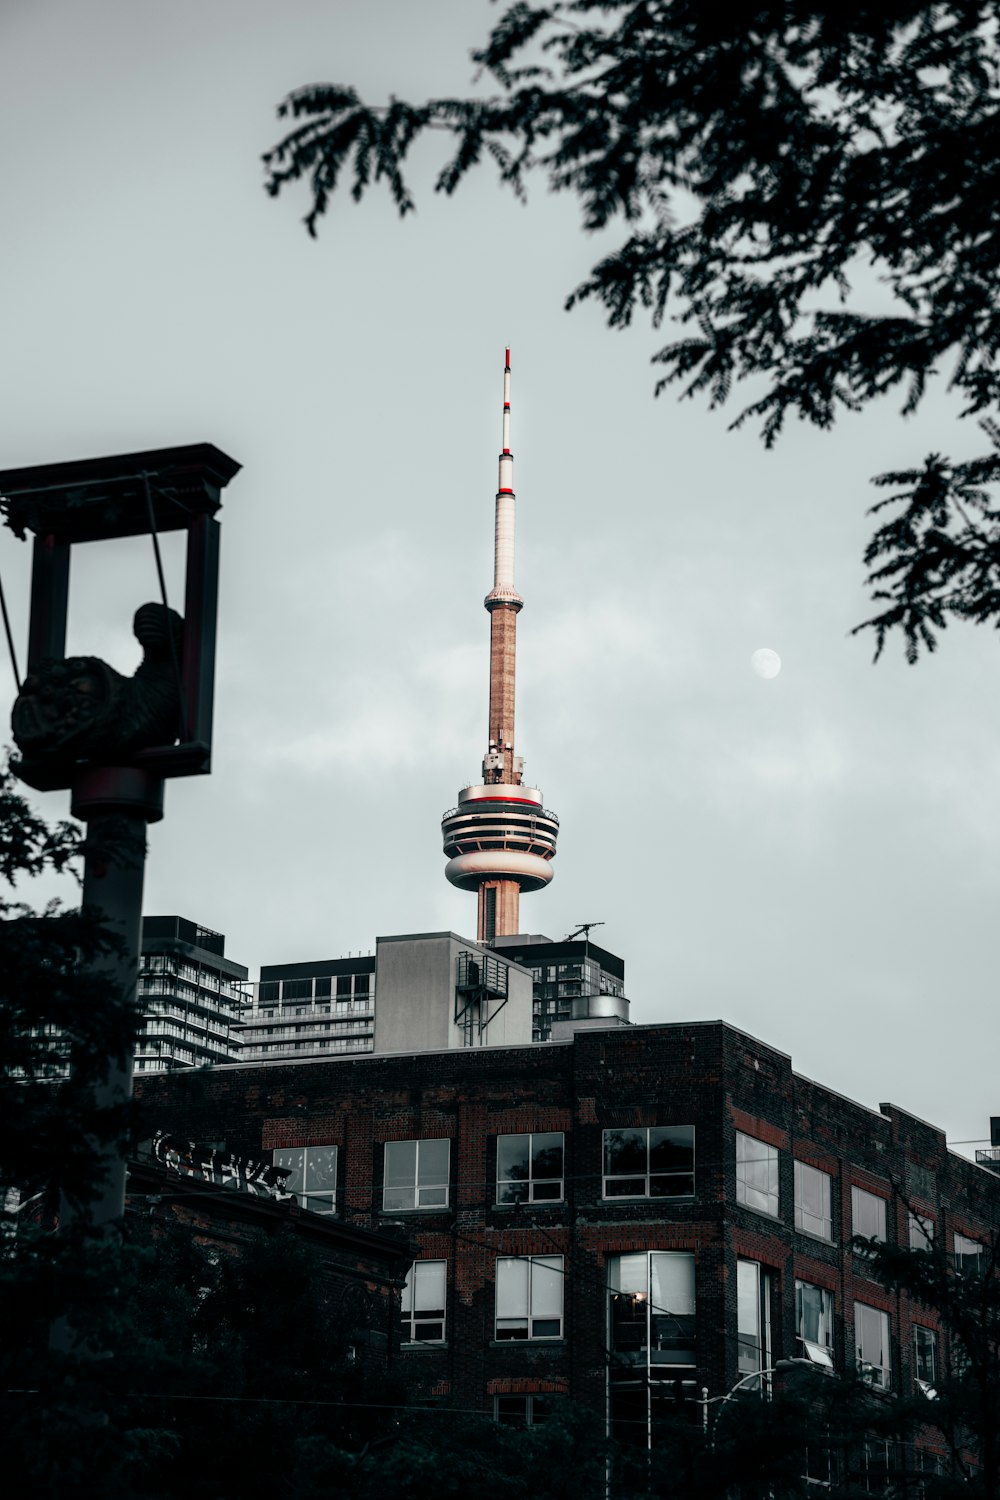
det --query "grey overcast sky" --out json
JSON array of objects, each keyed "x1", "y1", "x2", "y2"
[{"x1": 2, "y1": 0, "x2": 997, "y2": 1159}]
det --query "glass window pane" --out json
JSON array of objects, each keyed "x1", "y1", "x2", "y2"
[
  {"x1": 385, "y1": 1140, "x2": 416, "y2": 1188},
  {"x1": 955, "y1": 1234, "x2": 981, "y2": 1275},
  {"x1": 604, "y1": 1129, "x2": 647, "y2": 1176},
  {"x1": 650, "y1": 1252, "x2": 695, "y2": 1316},
  {"x1": 531, "y1": 1258, "x2": 562, "y2": 1319},
  {"x1": 650, "y1": 1171, "x2": 694, "y2": 1198},
  {"x1": 533, "y1": 1181, "x2": 561, "y2": 1201},
  {"x1": 416, "y1": 1260, "x2": 446, "y2": 1312},
  {"x1": 737, "y1": 1133, "x2": 779, "y2": 1216},
  {"x1": 418, "y1": 1139, "x2": 450, "y2": 1186},
  {"x1": 273, "y1": 1147, "x2": 305, "y2": 1193},
  {"x1": 914, "y1": 1326, "x2": 937, "y2": 1384},
  {"x1": 532, "y1": 1319, "x2": 561, "y2": 1338},
  {"x1": 649, "y1": 1126, "x2": 694, "y2": 1173},
  {"x1": 611, "y1": 1253, "x2": 649, "y2": 1297},
  {"x1": 795, "y1": 1161, "x2": 832, "y2": 1237},
  {"x1": 305, "y1": 1146, "x2": 337, "y2": 1193},
  {"x1": 605, "y1": 1177, "x2": 643, "y2": 1198},
  {"x1": 496, "y1": 1258, "x2": 529, "y2": 1319},
  {"x1": 496, "y1": 1396, "x2": 528, "y2": 1425},
  {"x1": 737, "y1": 1260, "x2": 761, "y2": 1374},
  {"x1": 856, "y1": 1302, "x2": 890, "y2": 1387},
  {"x1": 852, "y1": 1186, "x2": 886, "y2": 1242},
  {"x1": 796, "y1": 1281, "x2": 833, "y2": 1348},
  {"x1": 909, "y1": 1212, "x2": 934, "y2": 1250},
  {"x1": 497, "y1": 1135, "x2": 530, "y2": 1186},
  {"x1": 531, "y1": 1133, "x2": 563, "y2": 1180}
]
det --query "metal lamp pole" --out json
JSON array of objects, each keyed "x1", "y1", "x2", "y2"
[{"x1": 1, "y1": 444, "x2": 240, "y2": 1234}]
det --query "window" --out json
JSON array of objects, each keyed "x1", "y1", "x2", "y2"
[
  {"x1": 282, "y1": 979, "x2": 312, "y2": 1000},
  {"x1": 496, "y1": 1132, "x2": 564, "y2": 1204},
  {"x1": 383, "y1": 1139, "x2": 450, "y2": 1211},
  {"x1": 955, "y1": 1233, "x2": 982, "y2": 1277},
  {"x1": 258, "y1": 981, "x2": 279, "y2": 1003},
  {"x1": 603, "y1": 1127, "x2": 694, "y2": 1198},
  {"x1": 795, "y1": 1161, "x2": 833, "y2": 1240},
  {"x1": 400, "y1": 1260, "x2": 446, "y2": 1343},
  {"x1": 336, "y1": 975, "x2": 352, "y2": 997},
  {"x1": 495, "y1": 1255, "x2": 563, "y2": 1339},
  {"x1": 909, "y1": 1212, "x2": 934, "y2": 1250},
  {"x1": 852, "y1": 1187, "x2": 887, "y2": 1243},
  {"x1": 736, "y1": 1132, "x2": 779, "y2": 1217},
  {"x1": 859, "y1": 1439, "x2": 894, "y2": 1493},
  {"x1": 737, "y1": 1259, "x2": 773, "y2": 1385},
  {"x1": 608, "y1": 1251, "x2": 696, "y2": 1450},
  {"x1": 608, "y1": 1251, "x2": 696, "y2": 1366},
  {"x1": 314, "y1": 976, "x2": 332, "y2": 998},
  {"x1": 495, "y1": 1394, "x2": 551, "y2": 1426},
  {"x1": 272, "y1": 1144, "x2": 337, "y2": 1215},
  {"x1": 913, "y1": 1326, "x2": 937, "y2": 1395},
  {"x1": 855, "y1": 1302, "x2": 891, "y2": 1389},
  {"x1": 796, "y1": 1280, "x2": 835, "y2": 1370}
]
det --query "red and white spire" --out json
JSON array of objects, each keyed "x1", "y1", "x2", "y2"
[
  {"x1": 441, "y1": 349, "x2": 559, "y2": 944},
  {"x1": 486, "y1": 347, "x2": 522, "y2": 611}
]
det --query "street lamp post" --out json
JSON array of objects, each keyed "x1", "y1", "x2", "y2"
[{"x1": 1, "y1": 443, "x2": 240, "y2": 1233}]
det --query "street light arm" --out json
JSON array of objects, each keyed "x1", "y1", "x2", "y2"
[{"x1": 705, "y1": 1359, "x2": 823, "y2": 1447}]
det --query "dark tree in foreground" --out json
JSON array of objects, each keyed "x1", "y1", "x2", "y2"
[
  {"x1": 265, "y1": 1, "x2": 1000, "y2": 662},
  {"x1": 0, "y1": 762, "x2": 137, "y2": 1215},
  {"x1": 853, "y1": 1226, "x2": 1000, "y2": 1500}
]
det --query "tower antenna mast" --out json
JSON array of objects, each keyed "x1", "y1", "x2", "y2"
[{"x1": 566, "y1": 923, "x2": 605, "y2": 943}]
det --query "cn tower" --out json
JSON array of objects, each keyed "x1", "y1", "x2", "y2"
[{"x1": 441, "y1": 350, "x2": 559, "y2": 942}]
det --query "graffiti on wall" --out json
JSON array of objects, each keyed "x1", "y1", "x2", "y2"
[{"x1": 140, "y1": 1131, "x2": 295, "y2": 1202}]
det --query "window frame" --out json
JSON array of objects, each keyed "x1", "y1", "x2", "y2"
[
  {"x1": 496, "y1": 1131, "x2": 565, "y2": 1205},
  {"x1": 400, "y1": 1260, "x2": 447, "y2": 1344},
  {"x1": 608, "y1": 1250, "x2": 697, "y2": 1368},
  {"x1": 855, "y1": 1301, "x2": 892, "y2": 1390},
  {"x1": 737, "y1": 1258, "x2": 773, "y2": 1387},
  {"x1": 494, "y1": 1254, "x2": 564, "y2": 1341},
  {"x1": 795, "y1": 1279, "x2": 835, "y2": 1371},
  {"x1": 908, "y1": 1211, "x2": 935, "y2": 1251},
  {"x1": 271, "y1": 1142, "x2": 338, "y2": 1216},
  {"x1": 851, "y1": 1185, "x2": 888, "y2": 1244},
  {"x1": 382, "y1": 1138, "x2": 450, "y2": 1212},
  {"x1": 794, "y1": 1160, "x2": 834, "y2": 1241},
  {"x1": 494, "y1": 1394, "x2": 551, "y2": 1426},
  {"x1": 913, "y1": 1325, "x2": 938, "y2": 1393},
  {"x1": 954, "y1": 1232, "x2": 982, "y2": 1277},
  {"x1": 602, "y1": 1126, "x2": 695, "y2": 1200},
  {"x1": 735, "y1": 1131, "x2": 780, "y2": 1218}
]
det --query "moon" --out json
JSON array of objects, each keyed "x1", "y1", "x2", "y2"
[{"x1": 751, "y1": 648, "x2": 782, "y2": 679}]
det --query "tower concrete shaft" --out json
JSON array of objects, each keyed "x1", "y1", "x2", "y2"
[{"x1": 442, "y1": 350, "x2": 559, "y2": 943}]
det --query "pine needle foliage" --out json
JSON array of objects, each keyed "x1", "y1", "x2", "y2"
[{"x1": 265, "y1": 1, "x2": 1000, "y2": 659}]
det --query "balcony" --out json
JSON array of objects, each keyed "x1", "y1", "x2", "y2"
[{"x1": 975, "y1": 1146, "x2": 1000, "y2": 1176}]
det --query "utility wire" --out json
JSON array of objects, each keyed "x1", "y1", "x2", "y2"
[{"x1": 0, "y1": 555, "x2": 21, "y2": 691}]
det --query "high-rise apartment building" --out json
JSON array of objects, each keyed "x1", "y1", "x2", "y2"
[
  {"x1": 135, "y1": 916, "x2": 250, "y2": 1072},
  {"x1": 238, "y1": 953, "x2": 376, "y2": 1062},
  {"x1": 492, "y1": 933, "x2": 630, "y2": 1040}
]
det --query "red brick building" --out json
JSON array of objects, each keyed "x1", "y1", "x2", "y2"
[
  {"x1": 125, "y1": 1133, "x2": 412, "y2": 1373},
  {"x1": 133, "y1": 1019, "x2": 999, "y2": 1461}
]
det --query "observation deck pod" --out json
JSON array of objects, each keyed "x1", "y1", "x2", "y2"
[{"x1": 442, "y1": 783, "x2": 559, "y2": 893}]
